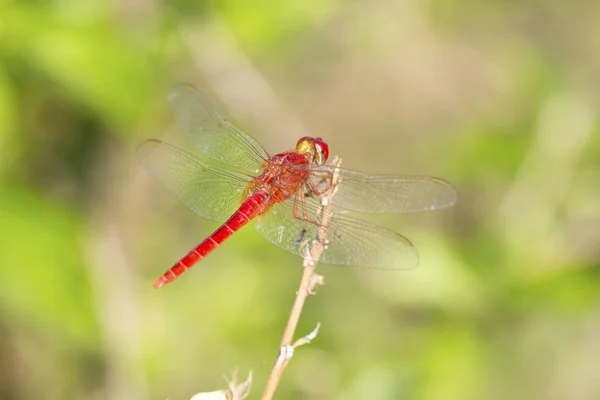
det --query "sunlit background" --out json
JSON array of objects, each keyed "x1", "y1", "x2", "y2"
[{"x1": 1, "y1": 1, "x2": 600, "y2": 399}]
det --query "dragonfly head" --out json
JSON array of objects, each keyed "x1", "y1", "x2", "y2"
[{"x1": 296, "y1": 137, "x2": 329, "y2": 165}]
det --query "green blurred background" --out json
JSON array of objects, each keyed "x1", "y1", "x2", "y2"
[{"x1": 1, "y1": 1, "x2": 599, "y2": 399}]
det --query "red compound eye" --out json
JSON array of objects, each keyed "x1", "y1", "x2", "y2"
[{"x1": 312, "y1": 137, "x2": 329, "y2": 164}]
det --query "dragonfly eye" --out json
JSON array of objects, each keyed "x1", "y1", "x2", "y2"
[
  {"x1": 296, "y1": 137, "x2": 329, "y2": 165},
  {"x1": 312, "y1": 138, "x2": 329, "y2": 165}
]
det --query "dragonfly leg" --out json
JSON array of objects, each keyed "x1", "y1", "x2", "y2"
[
  {"x1": 305, "y1": 177, "x2": 326, "y2": 198},
  {"x1": 292, "y1": 188, "x2": 326, "y2": 228},
  {"x1": 304, "y1": 167, "x2": 337, "y2": 198}
]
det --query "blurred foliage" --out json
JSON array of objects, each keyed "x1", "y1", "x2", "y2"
[{"x1": 1, "y1": 0, "x2": 600, "y2": 399}]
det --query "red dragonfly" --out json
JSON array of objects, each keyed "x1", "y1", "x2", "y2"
[{"x1": 139, "y1": 84, "x2": 457, "y2": 288}]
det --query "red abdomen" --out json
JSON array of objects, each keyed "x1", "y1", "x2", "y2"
[{"x1": 153, "y1": 192, "x2": 269, "y2": 288}]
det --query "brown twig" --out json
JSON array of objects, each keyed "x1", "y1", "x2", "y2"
[{"x1": 260, "y1": 156, "x2": 343, "y2": 400}]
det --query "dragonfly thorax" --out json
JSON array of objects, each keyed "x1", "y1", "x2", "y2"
[{"x1": 250, "y1": 152, "x2": 311, "y2": 204}]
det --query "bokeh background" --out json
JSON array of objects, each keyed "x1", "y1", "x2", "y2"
[{"x1": 1, "y1": 1, "x2": 600, "y2": 399}]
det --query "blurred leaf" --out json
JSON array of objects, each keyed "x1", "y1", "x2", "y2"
[
  {"x1": 2, "y1": 2, "x2": 152, "y2": 131},
  {"x1": 372, "y1": 232, "x2": 485, "y2": 314},
  {"x1": 214, "y1": 0, "x2": 340, "y2": 52},
  {"x1": 0, "y1": 183, "x2": 97, "y2": 346},
  {"x1": 415, "y1": 325, "x2": 486, "y2": 400},
  {"x1": 511, "y1": 267, "x2": 600, "y2": 313},
  {"x1": 445, "y1": 126, "x2": 530, "y2": 183},
  {"x1": 0, "y1": 66, "x2": 17, "y2": 171}
]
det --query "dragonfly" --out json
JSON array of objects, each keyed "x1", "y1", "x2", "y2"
[{"x1": 139, "y1": 84, "x2": 457, "y2": 288}]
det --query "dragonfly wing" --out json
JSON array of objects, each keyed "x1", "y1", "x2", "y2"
[
  {"x1": 138, "y1": 139, "x2": 250, "y2": 223},
  {"x1": 256, "y1": 199, "x2": 419, "y2": 269},
  {"x1": 308, "y1": 166, "x2": 457, "y2": 214},
  {"x1": 168, "y1": 84, "x2": 269, "y2": 173}
]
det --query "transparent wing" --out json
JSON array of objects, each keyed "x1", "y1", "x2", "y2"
[
  {"x1": 168, "y1": 84, "x2": 269, "y2": 173},
  {"x1": 306, "y1": 165, "x2": 457, "y2": 214},
  {"x1": 137, "y1": 139, "x2": 251, "y2": 223},
  {"x1": 256, "y1": 197, "x2": 419, "y2": 269}
]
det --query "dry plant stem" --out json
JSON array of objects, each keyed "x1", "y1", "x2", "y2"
[{"x1": 261, "y1": 156, "x2": 342, "y2": 400}]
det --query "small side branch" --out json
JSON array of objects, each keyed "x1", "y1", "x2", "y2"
[{"x1": 261, "y1": 156, "x2": 342, "y2": 400}]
